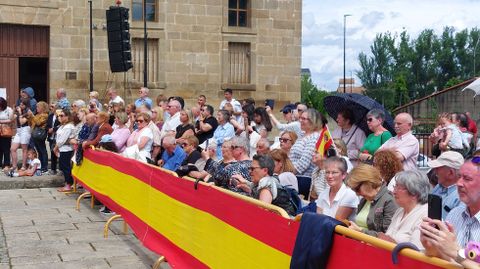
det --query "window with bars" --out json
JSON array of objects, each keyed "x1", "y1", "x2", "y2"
[
  {"x1": 228, "y1": 42, "x2": 250, "y2": 84},
  {"x1": 228, "y1": 0, "x2": 249, "y2": 27},
  {"x1": 132, "y1": 0, "x2": 157, "y2": 21},
  {"x1": 131, "y1": 38, "x2": 158, "y2": 82}
]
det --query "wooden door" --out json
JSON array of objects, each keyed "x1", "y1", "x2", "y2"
[{"x1": 0, "y1": 57, "x2": 19, "y2": 107}]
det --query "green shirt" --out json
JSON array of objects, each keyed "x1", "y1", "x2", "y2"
[
  {"x1": 360, "y1": 131, "x2": 392, "y2": 155},
  {"x1": 356, "y1": 200, "x2": 371, "y2": 230}
]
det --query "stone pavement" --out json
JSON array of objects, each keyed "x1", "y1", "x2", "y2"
[{"x1": 0, "y1": 188, "x2": 170, "y2": 269}]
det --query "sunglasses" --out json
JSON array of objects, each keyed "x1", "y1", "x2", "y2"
[
  {"x1": 283, "y1": 110, "x2": 292, "y2": 114},
  {"x1": 248, "y1": 166, "x2": 262, "y2": 171},
  {"x1": 58, "y1": 114, "x2": 66, "y2": 117},
  {"x1": 136, "y1": 119, "x2": 145, "y2": 123},
  {"x1": 367, "y1": 118, "x2": 373, "y2": 122},
  {"x1": 279, "y1": 138, "x2": 291, "y2": 143},
  {"x1": 473, "y1": 156, "x2": 480, "y2": 164},
  {"x1": 231, "y1": 145, "x2": 241, "y2": 150}
]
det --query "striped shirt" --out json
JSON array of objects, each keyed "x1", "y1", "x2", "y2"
[{"x1": 445, "y1": 204, "x2": 480, "y2": 247}]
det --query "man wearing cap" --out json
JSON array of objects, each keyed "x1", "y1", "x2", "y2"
[
  {"x1": 428, "y1": 151, "x2": 464, "y2": 219},
  {"x1": 420, "y1": 157, "x2": 480, "y2": 263},
  {"x1": 266, "y1": 104, "x2": 303, "y2": 138}
]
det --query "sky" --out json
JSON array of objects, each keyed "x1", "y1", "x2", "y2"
[{"x1": 302, "y1": 0, "x2": 480, "y2": 91}]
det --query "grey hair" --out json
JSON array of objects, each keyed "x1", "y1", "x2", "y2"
[
  {"x1": 57, "y1": 88, "x2": 66, "y2": 96},
  {"x1": 115, "y1": 112, "x2": 128, "y2": 125},
  {"x1": 231, "y1": 136, "x2": 249, "y2": 153},
  {"x1": 304, "y1": 108, "x2": 327, "y2": 131},
  {"x1": 395, "y1": 170, "x2": 431, "y2": 204},
  {"x1": 217, "y1": 109, "x2": 230, "y2": 122},
  {"x1": 253, "y1": 154, "x2": 275, "y2": 176},
  {"x1": 324, "y1": 156, "x2": 348, "y2": 174},
  {"x1": 367, "y1": 109, "x2": 386, "y2": 122},
  {"x1": 73, "y1": 99, "x2": 86, "y2": 108},
  {"x1": 257, "y1": 138, "x2": 270, "y2": 148},
  {"x1": 163, "y1": 135, "x2": 176, "y2": 146},
  {"x1": 140, "y1": 87, "x2": 149, "y2": 94}
]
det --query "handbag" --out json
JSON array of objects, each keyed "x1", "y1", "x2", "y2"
[
  {"x1": 32, "y1": 126, "x2": 47, "y2": 141},
  {"x1": 0, "y1": 124, "x2": 13, "y2": 138}
]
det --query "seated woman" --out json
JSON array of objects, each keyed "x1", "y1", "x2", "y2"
[
  {"x1": 378, "y1": 170, "x2": 430, "y2": 250},
  {"x1": 175, "y1": 109, "x2": 195, "y2": 145},
  {"x1": 316, "y1": 157, "x2": 358, "y2": 221},
  {"x1": 270, "y1": 149, "x2": 298, "y2": 191},
  {"x1": 124, "y1": 112, "x2": 153, "y2": 162},
  {"x1": 176, "y1": 135, "x2": 202, "y2": 177},
  {"x1": 110, "y1": 112, "x2": 131, "y2": 153},
  {"x1": 347, "y1": 164, "x2": 398, "y2": 236},
  {"x1": 358, "y1": 109, "x2": 392, "y2": 163},
  {"x1": 373, "y1": 149, "x2": 403, "y2": 192},
  {"x1": 279, "y1": 131, "x2": 298, "y2": 155},
  {"x1": 234, "y1": 154, "x2": 296, "y2": 216}
]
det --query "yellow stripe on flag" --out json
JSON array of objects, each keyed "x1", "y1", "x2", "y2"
[{"x1": 73, "y1": 158, "x2": 291, "y2": 268}]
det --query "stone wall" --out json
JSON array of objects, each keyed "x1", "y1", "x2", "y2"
[{"x1": 0, "y1": 0, "x2": 302, "y2": 109}]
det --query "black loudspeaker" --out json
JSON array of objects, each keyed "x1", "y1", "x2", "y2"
[{"x1": 106, "y1": 6, "x2": 133, "y2": 72}]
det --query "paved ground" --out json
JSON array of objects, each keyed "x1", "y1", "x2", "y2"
[{"x1": 0, "y1": 188, "x2": 170, "y2": 269}]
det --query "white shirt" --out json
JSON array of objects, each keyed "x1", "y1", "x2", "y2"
[
  {"x1": 109, "y1": 95, "x2": 125, "y2": 105},
  {"x1": 161, "y1": 112, "x2": 181, "y2": 138},
  {"x1": 386, "y1": 204, "x2": 428, "y2": 250},
  {"x1": 219, "y1": 98, "x2": 242, "y2": 122},
  {"x1": 316, "y1": 183, "x2": 359, "y2": 221}
]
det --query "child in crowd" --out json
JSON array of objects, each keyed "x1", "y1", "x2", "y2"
[{"x1": 8, "y1": 149, "x2": 41, "y2": 177}]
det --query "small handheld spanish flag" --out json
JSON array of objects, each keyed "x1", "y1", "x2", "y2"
[{"x1": 315, "y1": 126, "x2": 333, "y2": 156}]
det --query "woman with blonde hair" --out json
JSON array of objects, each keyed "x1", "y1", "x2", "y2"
[
  {"x1": 270, "y1": 149, "x2": 298, "y2": 191},
  {"x1": 175, "y1": 109, "x2": 195, "y2": 145},
  {"x1": 30, "y1": 101, "x2": 49, "y2": 174},
  {"x1": 279, "y1": 131, "x2": 298, "y2": 155},
  {"x1": 347, "y1": 164, "x2": 398, "y2": 236},
  {"x1": 151, "y1": 106, "x2": 164, "y2": 130}
]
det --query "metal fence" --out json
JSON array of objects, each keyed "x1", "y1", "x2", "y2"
[{"x1": 413, "y1": 133, "x2": 433, "y2": 168}]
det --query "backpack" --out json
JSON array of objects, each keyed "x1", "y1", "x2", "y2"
[{"x1": 273, "y1": 184, "x2": 302, "y2": 216}]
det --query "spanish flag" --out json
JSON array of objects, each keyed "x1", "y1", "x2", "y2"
[{"x1": 315, "y1": 126, "x2": 333, "y2": 156}]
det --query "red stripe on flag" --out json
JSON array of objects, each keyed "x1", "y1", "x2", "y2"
[
  {"x1": 76, "y1": 177, "x2": 209, "y2": 269},
  {"x1": 83, "y1": 150, "x2": 299, "y2": 255}
]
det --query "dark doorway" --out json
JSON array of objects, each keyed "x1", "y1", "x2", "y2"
[{"x1": 19, "y1": 57, "x2": 48, "y2": 103}]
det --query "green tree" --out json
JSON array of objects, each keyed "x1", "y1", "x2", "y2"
[{"x1": 300, "y1": 74, "x2": 330, "y2": 115}]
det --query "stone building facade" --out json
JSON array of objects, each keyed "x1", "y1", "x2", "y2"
[{"x1": 0, "y1": 0, "x2": 302, "y2": 108}]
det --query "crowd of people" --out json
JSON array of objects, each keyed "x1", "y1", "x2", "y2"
[{"x1": 1, "y1": 85, "x2": 480, "y2": 267}]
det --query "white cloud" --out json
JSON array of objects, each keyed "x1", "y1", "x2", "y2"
[{"x1": 302, "y1": 0, "x2": 480, "y2": 91}]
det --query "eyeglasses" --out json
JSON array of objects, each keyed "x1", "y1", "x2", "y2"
[
  {"x1": 352, "y1": 183, "x2": 363, "y2": 193},
  {"x1": 367, "y1": 118, "x2": 374, "y2": 122},
  {"x1": 472, "y1": 156, "x2": 480, "y2": 164},
  {"x1": 248, "y1": 166, "x2": 262, "y2": 171},
  {"x1": 58, "y1": 114, "x2": 66, "y2": 117},
  {"x1": 136, "y1": 119, "x2": 145, "y2": 123},
  {"x1": 279, "y1": 138, "x2": 291, "y2": 143},
  {"x1": 297, "y1": 109, "x2": 304, "y2": 113},
  {"x1": 325, "y1": 171, "x2": 341, "y2": 176},
  {"x1": 299, "y1": 116, "x2": 310, "y2": 122},
  {"x1": 393, "y1": 185, "x2": 408, "y2": 192},
  {"x1": 200, "y1": 109, "x2": 205, "y2": 112},
  {"x1": 231, "y1": 145, "x2": 241, "y2": 150}
]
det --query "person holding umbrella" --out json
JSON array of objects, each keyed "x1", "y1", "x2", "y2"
[{"x1": 331, "y1": 108, "x2": 366, "y2": 164}]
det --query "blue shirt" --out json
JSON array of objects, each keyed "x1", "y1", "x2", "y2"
[
  {"x1": 446, "y1": 204, "x2": 480, "y2": 247},
  {"x1": 213, "y1": 122, "x2": 235, "y2": 159},
  {"x1": 57, "y1": 97, "x2": 70, "y2": 110},
  {"x1": 431, "y1": 184, "x2": 462, "y2": 219},
  {"x1": 161, "y1": 145, "x2": 186, "y2": 171},
  {"x1": 134, "y1": 97, "x2": 153, "y2": 109}
]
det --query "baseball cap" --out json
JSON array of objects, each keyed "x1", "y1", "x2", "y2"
[
  {"x1": 280, "y1": 104, "x2": 296, "y2": 113},
  {"x1": 428, "y1": 151, "x2": 464, "y2": 170},
  {"x1": 100, "y1": 134, "x2": 113, "y2": 143}
]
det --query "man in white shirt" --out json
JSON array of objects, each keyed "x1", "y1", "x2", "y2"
[
  {"x1": 219, "y1": 89, "x2": 242, "y2": 122},
  {"x1": 160, "y1": 99, "x2": 182, "y2": 138},
  {"x1": 107, "y1": 88, "x2": 124, "y2": 106},
  {"x1": 379, "y1": 112, "x2": 419, "y2": 171}
]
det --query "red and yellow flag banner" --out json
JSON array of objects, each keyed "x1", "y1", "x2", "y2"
[
  {"x1": 72, "y1": 149, "x2": 299, "y2": 269},
  {"x1": 316, "y1": 126, "x2": 333, "y2": 156},
  {"x1": 73, "y1": 149, "x2": 455, "y2": 269}
]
